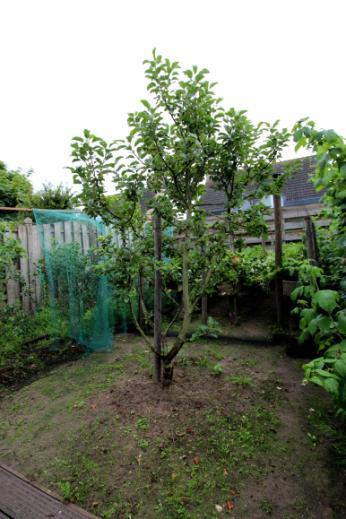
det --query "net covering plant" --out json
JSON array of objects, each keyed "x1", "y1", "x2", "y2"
[{"x1": 33, "y1": 209, "x2": 114, "y2": 352}]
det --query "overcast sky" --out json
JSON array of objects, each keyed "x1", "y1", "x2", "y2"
[{"x1": 1, "y1": 0, "x2": 345, "y2": 191}]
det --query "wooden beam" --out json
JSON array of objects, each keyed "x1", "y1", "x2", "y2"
[
  {"x1": 305, "y1": 216, "x2": 319, "y2": 265},
  {"x1": 0, "y1": 207, "x2": 32, "y2": 212}
]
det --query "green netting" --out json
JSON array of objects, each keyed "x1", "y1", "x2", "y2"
[{"x1": 33, "y1": 209, "x2": 113, "y2": 352}]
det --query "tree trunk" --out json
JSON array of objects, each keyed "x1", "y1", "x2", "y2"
[
  {"x1": 162, "y1": 231, "x2": 192, "y2": 384},
  {"x1": 201, "y1": 244, "x2": 208, "y2": 325},
  {"x1": 138, "y1": 272, "x2": 145, "y2": 329},
  {"x1": 201, "y1": 294, "x2": 208, "y2": 325},
  {"x1": 273, "y1": 192, "x2": 284, "y2": 327},
  {"x1": 153, "y1": 212, "x2": 162, "y2": 383}
]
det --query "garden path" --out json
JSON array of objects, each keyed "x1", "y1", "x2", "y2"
[{"x1": 0, "y1": 464, "x2": 98, "y2": 519}]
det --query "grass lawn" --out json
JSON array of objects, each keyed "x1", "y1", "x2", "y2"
[{"x1": 0, "y1": 334, "x2": 345, "y2": 518}]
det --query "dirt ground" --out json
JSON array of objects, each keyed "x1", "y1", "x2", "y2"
[{"x1": 0, "y1": 334, "x2": 345, "y2": 518}]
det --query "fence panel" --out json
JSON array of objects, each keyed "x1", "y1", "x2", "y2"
[{"x1": 3, "y1": 204, "x2": 327, "y2": 309}]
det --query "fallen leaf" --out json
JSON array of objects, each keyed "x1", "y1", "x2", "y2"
[
  {"x1": 223, "y1": 468, "x2": 228, "y2": 476},
  {"x1": 91, "y1": 501, "x2": 99, "y2": 508},
  {"x1": 215, "y1": 504, "x2": 223, "y2": 513},
  {"x1": 193, "y1": 455, "x2": 200, "y2": 465},
  {"x1": 171, "y1": 472, "x2": 177, "y2": 481},
  {"x1": 226, "y1": 500, "x2": 234, "y2": 510}
]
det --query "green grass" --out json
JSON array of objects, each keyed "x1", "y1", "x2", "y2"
[
  {"x1": 227, "y1": 374, "x2": 253, "y2": 386},
  {"x1": 0, "y1": 334, "x2": 344, "y2": 518}
]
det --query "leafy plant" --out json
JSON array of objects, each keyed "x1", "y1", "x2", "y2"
[
  {"x1": 292, "y1": 122, "x2": 346, "y2": 416},
  {"x1": 190, "y1": 317, "x2": 223, "y2": 342},
  {"x1": 0, "y1": 222, "x2": 24, "y2": 303},
  {"x1": 31, "y1": 183, "x2": 76, "y2": 209},
  {"x1": 211, "y1": 363, "x2": 223, "y2": 376},
  {"x1": 0, "y1": 160, "x2": 33, "y2": 210}
]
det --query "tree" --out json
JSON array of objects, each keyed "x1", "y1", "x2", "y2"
[
  {"x1": 30, "y1": 182, "x2": 76, "y2": 209},
  {"x1": 70, "y1": 51, "x2": 290, "y2": 384},
  {"x1": 0, "y1": 161, "x2": 33, "y2": 208}
]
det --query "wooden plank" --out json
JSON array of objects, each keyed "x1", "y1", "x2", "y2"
[
  {"x1": 81, "y1": 224, "x2": 89, "y2": 253},
  {"x1": 31, "y1": 224, "x2": 43, "y2": 305},
  {"x1": 18, "y1": 222, "x2": 30, "y2": 312},
  {"x1": 89, "y1": 227, "x2": 98, "y2": 247},
  {"x1": 73, "y1": 221, "x2": 82, "y2": 249},
  {"x1": 42, "y1": 224, "x2": 52, "y2": 252},
  {"x1": 53, "y1": 222, "x2": 63, "y2": 245},
  {"x1": 64, "y1": 220, "x2": 72, "y2": 243},
  {"x1": 0, "y1": 463, "x2": 100, "y2": 519},
  {"x1": 24, "y1": 218, "x2": 36, "y2": 311},
  {"x1": 4, "y1": 230, "x2": 20, "y2": 305}
]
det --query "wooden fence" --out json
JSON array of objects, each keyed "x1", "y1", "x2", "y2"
[
  {"x1": 207, "y1": 202, "x2": 327, "y2": 245},
  {"x1": 3, "y1": 203, "x2": 327, "y2": 310},
  {"x1": 4, "y1": 217, "x2": 102, "y2": 311}
]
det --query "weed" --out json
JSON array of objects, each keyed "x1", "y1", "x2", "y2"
[
  {"x1": 138, "y1": 439, "x2": 149, "y2": 450},
  {"x1": 57, "y1": 480, "x2": 73, "y2": 501},
  {"x1": 211, "y1": 363, "x2": 223, "y2": 376},
  {"x1": 136, "y1": 417, "x2": 150, "y2": 431},
  {"x1": 228, "y1": 374, "x2": 253, "y2": 386},
  {"x1": 260, "y1": 498, "x2": 274, "y2": 514}
]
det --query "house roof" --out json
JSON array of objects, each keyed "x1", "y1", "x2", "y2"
[
  {"x1": 140, "y1": 156, "x2": 321, "y2": 214},
  {"x1": 201, "y1": 155, "x2": 322, "y2": 212}
]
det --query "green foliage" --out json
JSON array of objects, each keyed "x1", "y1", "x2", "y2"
[
  {"x1": 0, "y1": 305, "x2": 58, "y2": 372},
  {"x1": 37, "y1": 238, "x2": 113, "y2": 350},
  {"x1": 0, "y1": 160, "x2": 33, "y2": 208},
  {"x1": 230, "y1": 242, "x2": 304, "y2": 293},
  {"x1": 211, "y1": 362, "x2": 223, "y2": 376},
  {"x1": 0, "y1": 222, "x2": 24, "y2": 302},
  {"x1": 292, "y1": 122, "x2": 346, "y2": 415},
  {"x1": 238, "y1": 246, "x2": 275, "y2": 289},
  {"x1": 31, "y1": 183, "x2": 76, "y2": 209},
  {"x1": 190, "y1": 317, "x2": 223, "y2": 342},
  {"x1": 69, "y1": 50, "x2": 290, "y2": 376},
  {"x1": 228, "y1": 374, "x2": 253, "y2": 386}
]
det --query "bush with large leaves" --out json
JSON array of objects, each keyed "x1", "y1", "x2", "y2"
[{"x1": 293, "y1": 122, "x2": 346, "y2": 416}]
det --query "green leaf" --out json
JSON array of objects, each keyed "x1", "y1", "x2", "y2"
[
  {"x1": 334, "y1": 358, "x2": 346, "y2": 377},
  {"x1": 322, "y1": 377, "x2": 339, "y2": 395},
  {"x1": 316, "y1": 315, "x2": 333, "y2": 333},
  {"x1": 313, "y1": 290, "x2": 339, "y2": 313},
  {"x1": 325, "y1": 340, "x2": 346, "y2": 358},
  {"x1": 337, "y1": 312, "x2": 346, "y2": 334}
]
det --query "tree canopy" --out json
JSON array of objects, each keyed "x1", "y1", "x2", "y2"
[
  {"x1": 70, "y1": 50, "x2": 290, "y2": 383},
  {"x1": 0, "y1": 161, "x2": 33, "y2": 208}
]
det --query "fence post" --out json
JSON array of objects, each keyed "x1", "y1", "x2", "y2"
[
  {"x1": 273, "y1": 193, "x2": 284, "y2": 327},
  {"x1": 17, "y1": 218, "x2": 34, "y2": 312},
  {"x1": 305, "y1": 216, "x2": 318, "y2": 265}
]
